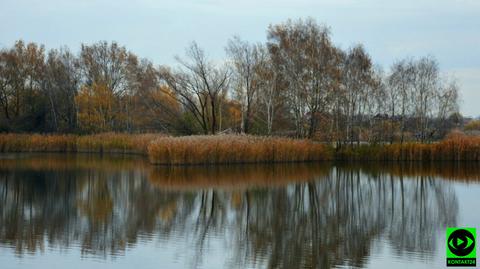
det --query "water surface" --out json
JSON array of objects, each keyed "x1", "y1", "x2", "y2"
[{"x1": 0, "y1": 153, "x2": 479, "y2": 269}]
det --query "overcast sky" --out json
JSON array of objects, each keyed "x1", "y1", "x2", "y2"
[{"x1": 1, "y1": 0, "x2": 479, "y2": 116}]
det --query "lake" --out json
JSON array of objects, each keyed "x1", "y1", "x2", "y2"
[{"x1": 0, "y1": 153, "x2": 479, "y2": 269}]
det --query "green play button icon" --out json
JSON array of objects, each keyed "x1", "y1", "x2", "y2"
[{"x1": 446, "y1": 227, "x2": 476, "y2": 267}]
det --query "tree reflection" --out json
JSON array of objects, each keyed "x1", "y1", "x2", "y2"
[{"x1": 0, "y1": 154, "x2": 466, "y2": 268}]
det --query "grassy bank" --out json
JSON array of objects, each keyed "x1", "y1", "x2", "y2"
[
  {"x1": 0, "y1": 133, "x2": 479, "y2": 164},
  {"x1": 336, "y1": 133, "x2": 480, "y2": 162},
  {"x1": 0, "y1": 133, "x2": 332, "y2": 164},
  {"x1": 0, "y1": 133, "x2": 160, "y2": 154}
]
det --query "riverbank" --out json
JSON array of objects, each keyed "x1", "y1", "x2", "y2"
[
  {"x1": 0, "y1": 133, "x2": 159, "y2": 154},
  {"x1": 0, "y1": 133, "x2": 331, "y2": 164},
  {"x1": 336, "y1": 133, "x2": 480, "y2": 162},
  {"x1": 0, "y1": 133, "x2": 479, "y2": 164}
]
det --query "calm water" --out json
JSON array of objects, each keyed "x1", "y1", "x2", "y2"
[{"x1": 0, "y1": 153, "x2": 479, "y2": 269}]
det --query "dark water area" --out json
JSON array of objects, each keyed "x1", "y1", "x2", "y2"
[{"x1": 0, "y1": 153, "x2": 479, "y2": 269}]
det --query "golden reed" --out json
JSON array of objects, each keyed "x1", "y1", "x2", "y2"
[
  {"x1": 147, "y1": 135, "x2": 332, "y2": 165},
  {"x1": 336, "y1": 133, "x2": 480, "y2": 162},
  {"x1": 0, "y1": 133, "x2": 159, "y2": 154},
  {"x1": 0, "y1": 132, "x2": 479, "y2": 164}
]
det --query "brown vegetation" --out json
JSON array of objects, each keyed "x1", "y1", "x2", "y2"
[
  {"x1": 336, "y1": 133, "x2": 480, "y2": 162},
  {"x1": 147, "y1": 135, "x2": 332, "y2": 165},
  {"x1": 1, "y1": 133, "x2": 479, "y2": 165},
  {"x1": 0, "y1": 153, "x2": 149, "y2": 171},
  {"x1": 0, "y1": 133, "x2": 160, "y2": 154}
]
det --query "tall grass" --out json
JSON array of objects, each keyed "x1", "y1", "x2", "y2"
[
  {"x1": 76, "y1": 133, "x2": 159, "y2": 154},
  {"x1": 0, "y1": 153, "x2": 149, "y2": 171},
  {"x1": 0, "y1": 134, "x2": 77, "y2": 152},
  {"x1": 336, "y1": 133, "x2": 480, "y2": 162},
  {"x1": 0, "y1": 133, "x2": 161, "y2": 154},
  {"x1": 1, "y1": 132, "x2": 479, "y2": 164},
  {"x1": 147, "y1": 135, "x2": 332, "y2": 165}
]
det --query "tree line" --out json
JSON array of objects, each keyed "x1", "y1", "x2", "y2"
[{"x1": 0, "y1": 18, "x2": 460, "y2": 143}]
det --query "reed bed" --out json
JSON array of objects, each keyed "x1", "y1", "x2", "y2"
[
  {"x1": 336, "y1": 133, "x2": 480, "y2": 162},
  {"x1": 0, "y1": 133, "x2": 161, "y2": 154},
  {"x1": 0, "y1": 153, "x2": 149, "y2": 172},
  {"x1": 0, "y1": 134, "x2": 77, "y2": 152},
  {"x1": 147, "y1": 135, "x2": 332, "y2": 165},
  {"x1": 76, "y1": 133, "x2": 159, "y2": 154},
  {"x1": 1, "y1": 132, "x2": 479, "y2": 164}
]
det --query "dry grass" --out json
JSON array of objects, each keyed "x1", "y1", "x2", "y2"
[
  {"x1": 1, "y1": 132, "x2": 479, "y2": 164},
  {"x1": 0, "y1": 133, "x2": 161, "y2": 154},
  {"x1": 76, "y1": 133, "x2": 159, "y2": 154},
  {"x1": 336, "y1": 133, "x2": 480, "y2": 162},
  {"x1": 0, "y1": 134, "x2": 77, "y2": 152},
  {"x1": 147, "y1": 135, "x2": 332, "y2": 165},
  {"x1": 0, "y1": 153, "x2": 149, "y2": 171}
]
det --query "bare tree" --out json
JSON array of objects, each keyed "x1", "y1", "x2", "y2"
[
  {"x1": 436, "y1": 79, "x2": 459, "y2": 137},
  {"x1": 412, "y1": 56, "x2": 439, "y2": 142},
  {"x1": 268, "y1": 18, "x2": 341, "y2": 138},
  {"x1": 159, "y1": 42, "x2": 230, "y2": 134},
  {"x1": 256, "y1": 48, "x2": 282, "y2": 135},
  {"x1": 388, "y1": 59, "x2": 415, "y2": 143},
  {"x1": 80, "y1": 41, "x2": 130, "y2": 94},
  {"x1": 387, "y1": 56, "x2": 459, "y2": 143},
  {"x1": 44, "y1": 48, "x2": 81, "y2": 132},
  {"x1": 226, "y1": 36, "x2": 266, "y2": 134},
  {"x1": 342, "y1": 45, "x2": 375, "y2": 144}
]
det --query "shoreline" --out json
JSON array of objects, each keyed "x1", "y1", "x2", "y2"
[{"x1": 1, "y1": 133, "x2": 479, "y2": 164}]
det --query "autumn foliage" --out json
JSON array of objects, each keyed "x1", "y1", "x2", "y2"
[{"x1": 76, "y1": 83, "x2": 117, "y2": 133}]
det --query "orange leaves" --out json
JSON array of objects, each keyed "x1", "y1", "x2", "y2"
[
  {"x1": 75, "y1": 83, "x2": 116, "y2": 133},
  {"x1": 149, "y1": 85, "x2": 181, "y2": 115}
]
